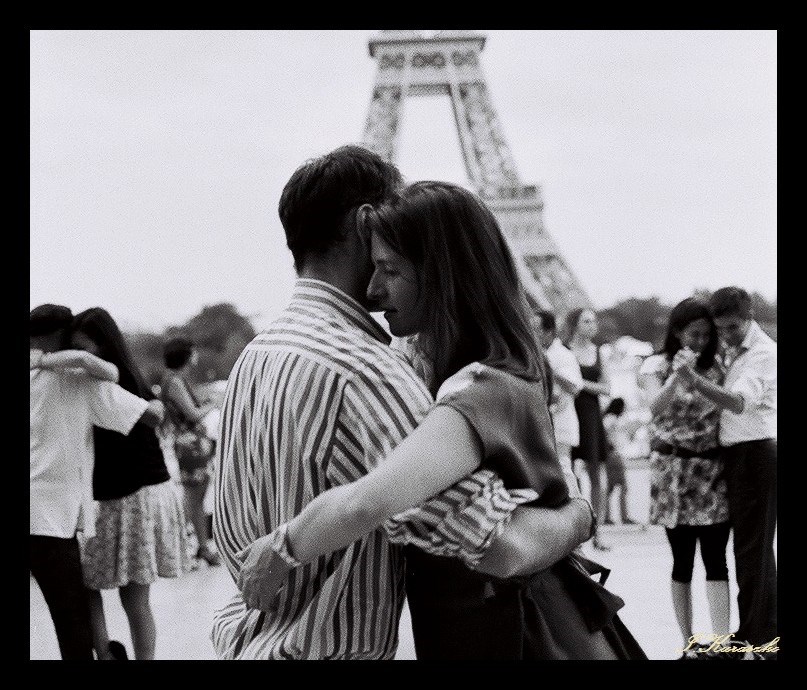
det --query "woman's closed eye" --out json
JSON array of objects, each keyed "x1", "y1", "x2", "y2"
[{"x1": 373, "y1": 262, "x2": 399, "y2": 277}]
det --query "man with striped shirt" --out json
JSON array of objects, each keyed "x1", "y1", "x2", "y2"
[{"x1": 211, "y1": 146, "x2": 592, "y2": 659}]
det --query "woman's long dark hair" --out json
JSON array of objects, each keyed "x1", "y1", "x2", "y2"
[
  {"x1": 661, "y1": 297, "x2": 719, "y2": 370},
  {"x1": 361, "y1": 181, "x2": 544, "y2": 394},
  {"x1": 71, "y1": 307, "x2": 154, "y2": 400}
]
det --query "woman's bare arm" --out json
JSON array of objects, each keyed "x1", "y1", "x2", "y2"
[
  {"x1": 679, "y1": 365, "x2": 744, "y2": 414},
  {"x1": 166, "y1": 377, "x2": 216, "y2": 424},
  {"x1": 553, "y1": 370, "x2": 582, "y2": 396},
  {"x1": 640, "y1": 369, "x2": 684, "y2": 418},
  {"x1": 286, "y1": 405, "x2": 482, "y2": 563},
  {"x1": 235, "y1": 405, "x2": 484, "y2": 609}
]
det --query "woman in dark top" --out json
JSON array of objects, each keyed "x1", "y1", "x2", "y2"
[
  {"x1": 566, "y1": 307, "x2": 613, "y2": 550},
  {"x1": 236, "y1": 182, "x2": 646, "y2": 660},
  {"x1": 71, "y1": 308, "x2": 190, "y2": 660}
]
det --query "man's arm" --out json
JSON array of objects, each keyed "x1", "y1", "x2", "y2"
[
  {"x1": 548, "y1": 348, "x2": 583, "y2": 397},
  {"x1": 473, "y1": 497, "x2": 594, "y2": 578},
  {"x1": 88, "y1": 380, "x2": 154, "y2": 436},
  {"x1": 473, "y1": 469, "x2": 593, "y2": 578},
  {"x1": 552, "y1": 370, "x2": 582, "y2": 396},
  {"x1": 36, "y1": 350, "x2": 119, "y2": 382},
  {"x1": 679, "y1": 364, "x2": 744, "y2": 414}
]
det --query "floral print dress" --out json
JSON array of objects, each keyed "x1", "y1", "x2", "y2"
[{"x1": 639, "y1": 354, "x2": 729, "y2": 528}]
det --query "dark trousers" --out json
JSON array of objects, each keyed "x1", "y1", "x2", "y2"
[
  {"x1": 29, "y1": 534, "x2": 94, "y2": 660},
  {"x1": 722, "y1": 439, "x2": 777, "y2": 645}
]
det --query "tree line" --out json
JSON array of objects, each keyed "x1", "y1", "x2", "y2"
[
  {"x1": 125, "y1": 303, "x2": 256, "y2": 388},
  {"x1": 124, "y1": 292, "x2": 776, "y2": 386},
  {"x1": 597, "y1": 290, "x2": 777, "y2": 349}
]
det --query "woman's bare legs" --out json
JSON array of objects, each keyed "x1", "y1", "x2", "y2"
[
  {"x1": 705, "y1": 580, "x2": 731, "y2": 636},
  {"x1": 119, "y1": 582, "x2": 156, "y2": 660},
  {"x1": 587, "y1": 463, "x2": 611, "y2": 550},
  {"x1": 183, "y1": 480, "x2": 207, "y2": 550},
  {"x1": 88, "y1": 589, "x2": 114, "y2": 659},
  {"x1": 183, "y1": 475, "x2": 219, "y2": 565},
  {"x1": 670, "y1": 580, "x2": 694, "y2": 647}
]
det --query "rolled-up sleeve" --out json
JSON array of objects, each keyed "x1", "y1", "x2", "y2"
[
  {"x1": 88, "y1": 380, "x2": 149, "y2": 435},
  {"x1": 382, "y1": 363, "x2": 567, "y2": 570},
  {"x1": 728, "y1": 349, "x2": 776, "y2": 412},
  {"x1": 556, "y1": 350, "x2": 584, "y2": 389}
]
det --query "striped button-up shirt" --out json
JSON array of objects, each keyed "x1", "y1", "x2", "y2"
[{"x1": 211, "y1": 279, "x2": 433, "y2": 660}]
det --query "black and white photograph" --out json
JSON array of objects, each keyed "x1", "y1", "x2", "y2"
[{"x1": 30, "y1": 29, "x2": 777, "y2": 661}]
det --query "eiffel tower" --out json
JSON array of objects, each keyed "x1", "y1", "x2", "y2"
[{"x1": 361, "y1": 30, "x2": 592, "y2": 318}]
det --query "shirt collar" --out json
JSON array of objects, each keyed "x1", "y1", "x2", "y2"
[
  {"x1": 30, "y1": 349, "x2": 44, "y2": 368},
  {"x1": 290, "y1": 278, "x2": 391, "y2": 345},
  {"x1": 738, "y1": 320, "x2": 763, "y2": 353}
]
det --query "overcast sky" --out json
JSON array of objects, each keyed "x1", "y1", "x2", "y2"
[{"x1": 30, "y1": 30, "x2": 776, "y2": 332}]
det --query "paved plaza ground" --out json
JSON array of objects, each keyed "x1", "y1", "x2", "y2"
[{"x1": 31, "y1": 463, "x2": 773, "y2": 661}]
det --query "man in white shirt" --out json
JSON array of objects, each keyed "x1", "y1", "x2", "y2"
[
  {"x1": 30, "y1": 304, "x2": 163, "y2": 659},
  {"x1": 534, "y1": 311, "x2": 583, "y2": 473},
  {"x1": 679, "y1": 287, "x2": 777, "y2": 649}
]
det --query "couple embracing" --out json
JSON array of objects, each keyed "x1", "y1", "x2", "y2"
[{"x1": 211, "y1": 145, "x2": 647, "y2": 661}]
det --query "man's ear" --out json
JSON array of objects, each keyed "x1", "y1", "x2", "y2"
[
  {"x1": 336, "y1": 206, "x2": 363, "y2": 250},
  {"x1": 354, "y1": 204, "x2": 374, "y2": 251}
]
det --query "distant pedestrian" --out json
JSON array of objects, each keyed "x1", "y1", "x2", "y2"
[
  {"x1": 161, "y1": 337, "x2": 220, "y2": 567},
  {"x1": 566, "y1": 308, "x2": 612, "y2": 551},
  {"x1": 600, "y1": 398, "x2": 639, "y2": 526},
  {"x1": 534, "y1": 310, "x2": 582, "y2": 475}
]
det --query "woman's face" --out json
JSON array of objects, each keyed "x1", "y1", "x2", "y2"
[
  {"x1": 366, "y1": 231, "x2": 423, "y2": 337},
  {"x1": 676, "y1": 317, "x2": 711, "y2": 354},
  {"x1": 576, "y1": 310, "x2": 598, "y2": 339},
  {"x1": 71, "y1": 331, "x2": 101, "y2": 357}
]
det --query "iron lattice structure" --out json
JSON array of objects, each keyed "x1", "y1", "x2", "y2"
[{"x1": 362, "y1": 30, "x2": 592, "y2": 317}]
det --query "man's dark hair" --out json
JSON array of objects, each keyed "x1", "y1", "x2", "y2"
[
  {"x1": 163, "y1": 336, "x2": 195, "y2": 370},
  {"x1": 536, "y1": 310, "x2": 556, "y2": 334},
  {"x1": 278, "y1": 145, "x2": 403, "y2": 272},
  {"x1": 709, "y1": 286, "x2": 753, "y2": 320},
  {"x1": 30, "y1": 303, "x2": 73, "y2": 337}
]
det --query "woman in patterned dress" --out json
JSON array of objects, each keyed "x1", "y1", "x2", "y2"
[
  {"x1": 71, "y1": 308, "x2": 191, "y2": 660},
  {"x1": 236, "y1": 182, "x2": 646, "y2": 660},
  {"x1": 160, "y1": 337, "x2": 221, "y2": 567},
  {"x1": 638, "y1": 298, "x2": 731, "y2": 655}
]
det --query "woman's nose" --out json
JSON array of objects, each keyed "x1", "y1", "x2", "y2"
[{"x1": 366, "y1": 273, "x2": 382, "y2": 301}]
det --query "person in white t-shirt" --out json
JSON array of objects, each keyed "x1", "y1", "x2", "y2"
[
  {"x1": 30, "y1": 304, "x2": 164, "y2": 660},
  {"x1": 533, "y1": 310, "x2": 583, "y2": 473}
]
